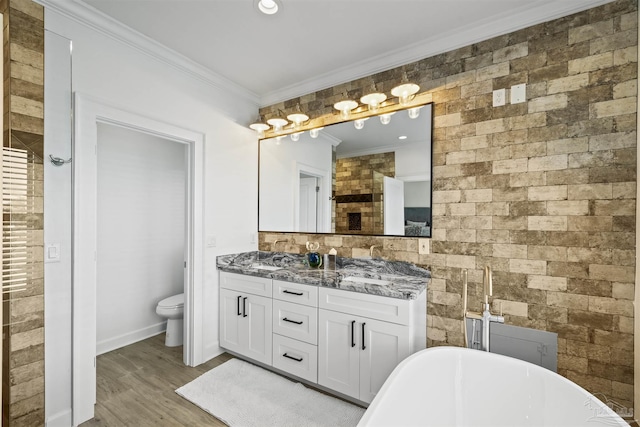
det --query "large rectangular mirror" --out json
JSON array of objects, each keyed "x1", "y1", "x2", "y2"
[{"x1": 259, "y1": 103, "x2": 433, "y2": 237}]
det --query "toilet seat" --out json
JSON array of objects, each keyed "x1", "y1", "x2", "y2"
[{"x1": 158, "y1": 293, "x2": 184, "y2": 309}]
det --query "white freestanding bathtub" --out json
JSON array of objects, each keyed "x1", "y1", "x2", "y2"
[{"x1": 358, "y1": 347, "x2": 628, "y2": 427}]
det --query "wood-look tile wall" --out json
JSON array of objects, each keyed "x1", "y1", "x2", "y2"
[
  {"x1": 259, "y1": 0, "x2": 637, "y2": 412},
  {"x1": 2, "y1": 0, "x2": 45, "y2": 425}
]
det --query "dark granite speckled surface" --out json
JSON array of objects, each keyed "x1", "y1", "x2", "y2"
[{"x1": 217, "y1": 251, "x2": 429, "y2": 300}]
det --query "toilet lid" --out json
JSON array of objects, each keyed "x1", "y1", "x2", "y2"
[{"x1": 158, "y1": 293, "x2": 184, "y2": 308}]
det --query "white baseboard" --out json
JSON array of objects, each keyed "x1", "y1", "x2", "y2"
[
  {"x1": 46, "y1": 408, "x2": 72, "y2": 427},
  {"x1": 97, "y1": 322, "x2": 166, "y2": 355}
]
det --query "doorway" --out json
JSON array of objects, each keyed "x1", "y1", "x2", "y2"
[
  {"x1": 73, "y1": 94, "x2": 205, "y2": 425},
  {"x1": 96, "y1": 123, "x2": 187, "y2": 356},
  {"x1": 294, "y1": 163, "x2": 330, "y2": 233},
  {"x1": 299, "y1": 174, "x2": 319, "y2": 232}
]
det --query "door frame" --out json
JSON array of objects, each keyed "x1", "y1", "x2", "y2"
[
  {"x1": 293, "y1": 162, "x2": 330, "y2": 233},
  {"x1": 72, "y1": 93, "x2": 205, "y2": 425}
]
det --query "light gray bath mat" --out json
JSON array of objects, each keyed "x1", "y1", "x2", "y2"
[{"x1": 176, "y1": 358, "x2": 366, "y2": 427}]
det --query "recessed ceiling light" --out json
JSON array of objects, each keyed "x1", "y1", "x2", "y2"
[
  {"x1": 398, "y1": 135, "x2": 408, "y2": 140},
  {"x1": 258, "y1": 0, "x2": 279, "y2": 15}
]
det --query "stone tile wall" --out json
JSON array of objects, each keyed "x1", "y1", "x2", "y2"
[
  {"x1": 335, "y1": 152, "x2": 394, "y2": 234},
  {"x1": 259, "y1": 0, "x2": 637, "y2": 412},
  {"x1": 1, "y1": 0, "x2": 45, "y2": 425}
]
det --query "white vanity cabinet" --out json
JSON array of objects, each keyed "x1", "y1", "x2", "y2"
[
  {"x1": 219, "y1": 272, "x2": 273, "y2": 365},
  {"x1": 218, "y1": 267, "x2": 426, "y2": 406},
  {"x1": 317, "y1": 287, "x2": 425, "y2": 404}
]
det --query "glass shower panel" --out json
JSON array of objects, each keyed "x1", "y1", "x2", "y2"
[{"x1": 43, "y1": 29, "x2": 73, "y2": 425}]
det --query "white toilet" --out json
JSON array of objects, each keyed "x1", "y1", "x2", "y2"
[{"x1": 156, "y1": 293, "x2": 184, "y2": 347}]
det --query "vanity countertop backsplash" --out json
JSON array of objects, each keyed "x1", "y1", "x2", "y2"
[{"x1": 216, "y1": 251, "x2": 430, "y2": 300}]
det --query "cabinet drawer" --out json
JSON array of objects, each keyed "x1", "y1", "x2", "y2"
[
  {"x1": 319, "y1": 288, "x2": 410, "y2": 325},
  {"x1": 273, "y1": 280, "x2": 318, "y2": 307},
  {"x1": 220, "y1": 271, "x2": 272, "y2": 297},
  {"x1": 272, "y1": 334, "x2": 318, "y2": 383},
  {"x1": 273, "y1": 299, "x2": 318, "y2": 345}
]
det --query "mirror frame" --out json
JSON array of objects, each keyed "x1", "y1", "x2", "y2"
[{"x1": 258, "y1": 101, "x2": 434, "y2": 238}]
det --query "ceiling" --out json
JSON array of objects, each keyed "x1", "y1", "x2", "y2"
[{"x1": 65, "y1": 0, "x2": 615, "y2": 106}]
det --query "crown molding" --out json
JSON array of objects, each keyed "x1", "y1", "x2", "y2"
[
  {"x1": 259, "y1": 0, "x2": 615, "y2": 107},
  {"x1": 36, "y1": 0, "x2": 260, "y2": 107}
]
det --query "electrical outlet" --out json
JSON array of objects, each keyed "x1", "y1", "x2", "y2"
[
  {"x1": 511, "y1": 83, "x2": 526, "y2": 104},
  {"x1": 206, "y1": 236, "x2": 217, "y2": 247},
  {"x1": 492, "y1": 88, "x2": 506, "y2": 107},
  {"x1": 418, "y1": 238, "x2": 430, "y2": 255}
]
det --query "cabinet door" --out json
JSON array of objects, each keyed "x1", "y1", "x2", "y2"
[
  {"x1": 318, "y1": 309, "x2": 359, "y2": 398},
  {"x1": 359, "y1": 318, "x2": 410, "y2": 404},
  {"x1": 244, "y1": 294, "x2": 273, "y2": 365},
  {"x1": 219, "y1": 288, "x2": 244, "y2": 353}
]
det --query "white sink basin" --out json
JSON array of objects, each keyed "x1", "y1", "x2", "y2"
[
  {"x1": 342, "y1": 276, "x2": 392, "y2": 286},
  {"x1": 250, "y1": 263, "x2": 282, "y2": 271}
]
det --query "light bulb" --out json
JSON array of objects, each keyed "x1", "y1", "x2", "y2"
[
  {"x1": 354, "y1": 118, "x2": 369, "y2": 130},
  {"x1": 310, "y1": 127, "x2": 324, "y2": 138},
  {"x1": 291, "y1": 132, "x2": 302, "y2": 142},
  {"x1": 379, "y1": 112, "x2": 395, "y2": 125},
  {"x1": 360, "y1": 93, "x2": 387, "y2": 113},
  {"x1": 391, "y1": 83, "x2": 420, "y2": 106},
  {"x1": 267, "y1": 118, "x2": 288, "y2": 133},
  {"x1": 249, "y1": 122, "x2": 269, "y2": 138},
  {"x1": 287, "y1": 113, "x2": 309, "y2": 129},
  {"x1": 334, "y1": 100, "x2": 358, "y2": 120},
  {"x1": 258, "y1": 0, "x2": 278, "y2": 15},
  {"x1": 275, "y1": 136, "x2": 284, "y2": 145},
  {"x1": 408, "y1": 106, "x2": 423, "y2": 119}
]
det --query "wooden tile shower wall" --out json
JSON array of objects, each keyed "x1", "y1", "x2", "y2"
[
  {"x1": 259, "y1": 0, "x2": 637, "y2": 411},
  {"x1": 2, "y1": 0, "x2": 45, "y2": 424}
]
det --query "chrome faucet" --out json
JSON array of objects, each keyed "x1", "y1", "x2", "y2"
[
  {"x1": 481, "y1": 265, "x2": 504, "y2": 352},
  {"x1": 272, "y1": 238, "x2": 288, "y2": 251}
]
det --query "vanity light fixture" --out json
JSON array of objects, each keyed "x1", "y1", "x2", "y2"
[
  {"x1": 379, "y1": 112, "x2": 396, "y2": 125},
  {"x1": 290, "y1": 132, "x2": 302, "y2": 142},
  {"x1": 391, "y1": 83, "x2": 420, "y2": 106},
  {"x1": 309, "y1": 127, "x2": 324, "y2": 138},
  {"x1": 267, "y1": 117, "x2": 288, "y2": 132},
  {"x1": 258, "y1": 0, "x2": 279, "y2": 15},
  {"x1": 360, "y1": 92, "x2": 386, "y2": 113},
  {"x1": 334, "y1": 100, "x2": 358, "y2": 120},
  {"x1": 287, "y1": 113, "x2": 309, "y2": 129},
  {"x1": 354, "y1": 117, "x2": 369, "y2": 130},
  {"x1": 249, "y1": 122, "x2": 270, "y2": 138},
  {"x1": 408, "y1": 106, "x2": 423, "y2": 119}
]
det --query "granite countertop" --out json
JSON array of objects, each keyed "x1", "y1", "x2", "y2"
[{"x1": 216, "y1": 251, "x2": 430, "y2": 300}]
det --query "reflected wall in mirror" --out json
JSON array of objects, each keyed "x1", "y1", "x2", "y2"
[{"x1": 259, "y1": 103, "x2": 433, "y2": 237}]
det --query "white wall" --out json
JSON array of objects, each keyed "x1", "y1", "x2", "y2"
[
  {"x1": 404, "y1": 181, "x2": 430, "y2": 207},
  {"x1": 96, "y1": 124, "x2": 186, "y2": 354},
  {"x1": 395, "y1": 142, "x2": 431, "y2": 179},
  {"x1": 259, "y1": 134, "x2": 333, "y2": 232},
  {"x1": 44, "y1": 8, "x2": 258, "y2": 426}
]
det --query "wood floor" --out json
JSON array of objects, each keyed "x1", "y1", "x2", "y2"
[{"x1": 81, "y1": 334, "x2": 233, "y2": 426}]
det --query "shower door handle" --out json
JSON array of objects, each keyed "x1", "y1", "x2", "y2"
[{"x1": 242, "y1": 297, "x2": 248, "y2": 317}]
